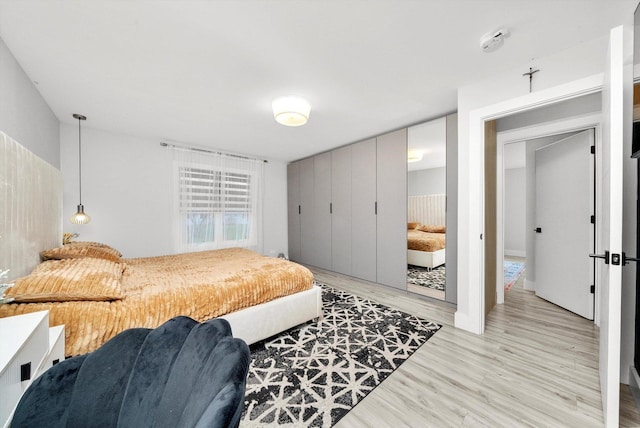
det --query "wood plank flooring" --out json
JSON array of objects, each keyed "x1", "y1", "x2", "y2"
[{"x1": 306, "y1": 266, "x2": 640, "y2": 427}]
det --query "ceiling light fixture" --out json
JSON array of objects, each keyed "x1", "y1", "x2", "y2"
[
  {"x1": 480, "y1": 28, "x2": 510, "y2": 53},
  {"x1": 272, "y1": 96, "x2": 311, "y2": 126},
  {"x1": 408, "y1": 150, "x2": 423, "y2": 163},
  {"x1": 70, "y1": 113, "x2": 90, "y2": 225}
]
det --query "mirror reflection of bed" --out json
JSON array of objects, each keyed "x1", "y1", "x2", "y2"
[{"x1": 407, "y1": 118, "x2": 447, "y2": 300}]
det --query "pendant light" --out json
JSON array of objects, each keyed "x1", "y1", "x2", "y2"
[{"x1": 70, "y1": 113, "x2": 90, "y2": 224}]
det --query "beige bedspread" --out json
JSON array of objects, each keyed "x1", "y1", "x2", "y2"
[
  {"x1": 0, "y1": 248, "x2": 313, "y2": 356},
  {"x1": 407, "y1": 230, "x2": 446, "y2": 252}
]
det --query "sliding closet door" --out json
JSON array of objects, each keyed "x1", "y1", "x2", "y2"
[
  {"x1": 287, "y1": 162, "x2": 301, "y2": 262},
  {"x1": 299, "y1": 157, "x2": 315, "y2": 265},
  {"x1": 376, "y1": 129, "x2": 407, "y2": 289},
  {"x1": 351, "y1": 138, "x2": 377, "y2": 282},
  {"x1": 311, "y1": 152, "x2": 332, "y2": 269},
  {"x1": 331, "y1": 146, "x2": 352, "y2": 275}
]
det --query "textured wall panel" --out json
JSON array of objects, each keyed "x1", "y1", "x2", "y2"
[
  {"x1": 0, "y1": 132, "x2": 62, "y2": 280},
  {"x1": 408, "y1": 194, "x2": 446, "y2": 226}
]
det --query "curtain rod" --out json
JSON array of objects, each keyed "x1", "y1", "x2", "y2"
[{"x1": 160, "y1": 142, "x2": 268, "y2": 163}]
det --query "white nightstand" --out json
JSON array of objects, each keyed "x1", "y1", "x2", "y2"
[{"x1": 0, "y1": 311, "x2": 65, "y2": 427}]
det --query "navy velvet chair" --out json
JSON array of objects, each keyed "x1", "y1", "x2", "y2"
[{"x1": 11, "y1": 317, "x2": 251, "y2": 428}]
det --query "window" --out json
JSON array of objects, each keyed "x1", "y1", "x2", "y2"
[{"x1": 175, "y1": 163, "x2": 259, "y2": 251}]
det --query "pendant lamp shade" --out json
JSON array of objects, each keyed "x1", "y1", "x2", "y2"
[
  {"x1": 272, "y1": 96, "x2": 311, "y2": 127},
  {"x1": 71, "y1": 204, "x2": 90, "y2": 224},
  {"x1": 70, "y1": 114, "x2": 91, "y2": 225}
]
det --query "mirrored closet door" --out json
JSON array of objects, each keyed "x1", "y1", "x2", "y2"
[{"x1": 407, "y1": 117, "x2": 447, "y2": 301}]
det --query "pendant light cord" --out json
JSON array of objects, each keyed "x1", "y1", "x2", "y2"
[{"x1": 78, "y1": 116, "x2": 82, "y2": 205}]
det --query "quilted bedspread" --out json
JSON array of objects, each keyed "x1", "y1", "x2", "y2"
[
  {"x1": 0, "y1": 248, "x2": 313, "y2": 356},
  {"x1": 407, "y1": 230, "x2": 446, "y2": 252}
]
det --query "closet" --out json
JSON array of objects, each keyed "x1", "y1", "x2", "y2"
[{"x1": 287, "y1": 129, "x2": 407, "y2": 289}]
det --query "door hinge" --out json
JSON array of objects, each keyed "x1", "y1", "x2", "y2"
[
  {"x1": 590, "y1": 215, "x2": 595, "y2": 224},
  {"x1": 590, "y1": 285, "x2": 595, "y2": 294},
  {"x1": 590, "y1": 145, "x2": 595, "y2": 154}
]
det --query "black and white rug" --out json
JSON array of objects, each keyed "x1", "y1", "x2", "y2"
[
  {"x1": 407, "y1": 264, "x2": 446, "y2": 291},
  {"x1": 241, "y1": 283, "x2": 441, "y2": 427}
]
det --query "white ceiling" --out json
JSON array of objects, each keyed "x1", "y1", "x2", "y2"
[{"x1": 0, "y1": 0, "x2": 636, "y2": 162}]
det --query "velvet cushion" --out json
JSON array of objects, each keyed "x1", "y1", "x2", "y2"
[
  {"x1": 162, "y1": 323, "x2": 250, "y2": 427},
  {"x1": 117, "y1": 316, "x2": 199, "y2": 427},
  {"x1": 66, "y1": 328, "x2": 152, "y2": 428},
  {"x1": 177, "y1": 339, "x2": 249, "y2": 427},
  {"x1": 407, "y1": 222, "x2": 420, "y2": 230},
  {"x1": 154, "y1": 319, "x2": 236, "y2": 426},
  {"x1": 12, "y1": 317, "x2": 250, "y2": 428}
]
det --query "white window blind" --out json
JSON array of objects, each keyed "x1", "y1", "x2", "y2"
[
  {"x1": 170, "y1": 148, "x2": 264, "y2": 254},
  {"x1": 178, "y1": 167, "x2": 251, "y2": 212}
]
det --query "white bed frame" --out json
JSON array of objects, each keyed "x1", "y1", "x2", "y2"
[
  {"x1": 408, "y1": 248, "x2": 445, "y2": 270},
  {"x1": 221, "y1": 285, "x2": 323, "y2": 345},
  {"x1": 407, "y1": 193, "x2": 446, "y2": 271},
  {"x1": 4, "y1": 131, "x2": 323, "y2": 346}
]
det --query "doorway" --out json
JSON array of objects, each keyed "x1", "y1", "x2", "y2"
[
  {"x1": 494, "y1": 94, "x2": 602, "y2": 310},
  {"x1": 499, "y1": 129, "x2": 596, "y2": 320}
]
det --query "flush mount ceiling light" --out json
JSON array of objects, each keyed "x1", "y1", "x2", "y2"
[
  {"x1": 272, "y1": 96, "x2": 311, "y2": 127},
  {"x1": 407, "y1": 150, "x2": 423, "y2": 163},
  {"x1": 480, "y1": 28, "x2": 510, "y2": 53},
  {"x1": 70, "y1": 113, "x2": 91, "y2": 225}
]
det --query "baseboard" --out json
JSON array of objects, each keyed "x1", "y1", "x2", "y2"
[
  {"x1": 454, "y1": 311, "x2": 482, "y2": 335},
  {"x1": 629, "y1": 366, "x2": 640, "y2": 413},
  {"x1": 524, "y1": 279, "x2": 535, "y2": 291},
  {"x1": 504, "y1": 249, "x2": 526, "y2": 258}
]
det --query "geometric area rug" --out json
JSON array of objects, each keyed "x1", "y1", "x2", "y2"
[
  {"x1": 504, "y1": 261, "x2": 526, "y2": 292},
  {"x1": 240, "y1": 283, "x2": 441, "y2": 427},
  {"x1": 407, "y1": 264, "x2": 445, "y2": 291}
]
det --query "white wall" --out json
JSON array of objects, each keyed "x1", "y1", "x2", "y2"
[
  {"x1": 504, "y1": 167, "x2": 525, "y2": 257},
  {"x1": 60, "y1": 124, "x2": 288, "y2": 258},
  {"x1": 408, "y1": 167, "x2": 445, "y2": 196},
  {"x1": 0, "y1": 36, "x2": 59, "y2": 167}
]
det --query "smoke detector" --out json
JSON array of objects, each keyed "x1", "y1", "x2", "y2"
[{"x1": 480, "y1": 28, "x2": 510, "y2": 53}]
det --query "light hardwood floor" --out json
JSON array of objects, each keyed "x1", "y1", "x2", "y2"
[{"x1": 307, "y1": 265, "x2": 640, "y2": 427}]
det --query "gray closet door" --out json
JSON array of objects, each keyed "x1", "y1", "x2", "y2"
[
  {"x1": 312, "y1": 152, "x2": 332, "y2": 269},
  {"x1": 331, "y1": 146, "x2": 352, "y2": 275},
  {"x1": 287, "y1": 162, "x2": 301, "y2": 262},
  {"x1": 299, "y1": 157, "x2": 315, "y2": 265},
  {"x1": 351, "y1": 138, "x2": 377, "y2": 282},
  {"x1": 376, "y1": 129, "x2": 407, "y2": 289}
]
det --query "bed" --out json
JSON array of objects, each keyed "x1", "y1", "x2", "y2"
[
  {"x1": 0, "y1": 131, "x2": 322, "y2": 357},
  {"x1": 407, "y1": 194, "x2": 447, "y2": 270},
  {"x1": 407, "y1": 227, "x2": 446, "y2": 270},
  {"x1": 0, "y1": 245, "x2": 319, "y2": 356}
]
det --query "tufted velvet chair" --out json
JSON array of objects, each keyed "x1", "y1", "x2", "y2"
[{"x1": 11, "y1": 317, "x2": 250, "y2": 428}]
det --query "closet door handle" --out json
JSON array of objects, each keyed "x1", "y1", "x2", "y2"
[
  {"x1": 374, "y1": 201, "x2": 377, "y2": 215},
  {"x1": 330, "y1": 202, "x2": 332, "y2": 214},
  {"x1": 298, "y1": 205, "x2": 301, "y2": 215}
]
